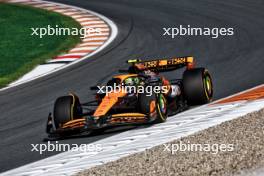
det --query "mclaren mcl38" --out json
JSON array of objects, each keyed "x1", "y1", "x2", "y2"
[{"x1": 46, "y1": 56, "x2": 213, "y2": 139}]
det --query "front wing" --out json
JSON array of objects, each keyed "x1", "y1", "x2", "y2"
[{"x1": 46, "y1": 113, "x2": 150, "y2": 137}]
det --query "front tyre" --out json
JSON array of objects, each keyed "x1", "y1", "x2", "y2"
[
  {"x1": 183, "y1": 68, "x2": 213, "y2": 105},
  {"x1": 138, "y1": 92, "x2": 168, "y2": 123},
  {"x1": 155, "y1": 94, "x2": 168, "y2": 123},
  {"x1": 53, "y1": 94, "x2": 82, "y2": 128}
]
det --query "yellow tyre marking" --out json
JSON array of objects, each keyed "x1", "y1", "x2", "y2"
[
  {"x1": 203, "y1": 70, "x2": 212, "y2": 101},
  {"x1": 69, "y1": 93, "x2": 76, "y2": 120}
]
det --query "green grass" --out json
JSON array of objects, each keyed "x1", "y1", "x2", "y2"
[{"x1": 0, "y1": 3, "x2": 82, "y2": 87}]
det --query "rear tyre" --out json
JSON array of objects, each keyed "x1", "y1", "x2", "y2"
[
  {"x1": 138, "y1": 92, "x2": 168, "y2": 123},
  {"x1": 53, "y1": 94, "x2": 82, "y2": 128},
  {"x1": 183, "y1": 68, "x2": 213, "y2": 105}
]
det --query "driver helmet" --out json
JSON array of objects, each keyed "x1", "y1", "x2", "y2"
[{"x1": 125, "y1": 77, "x2": 134, "y2": 86}]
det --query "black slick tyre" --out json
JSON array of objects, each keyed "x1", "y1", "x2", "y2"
[
  {"x1": 183, "y1": 68, "x2": 213, "y2": 105},
  {"x1": 53, "y1": 94, "x2": 82, "y2": 128},
  {"x1": 138, "y1": 92, "x2": 168, "y2": 123}
]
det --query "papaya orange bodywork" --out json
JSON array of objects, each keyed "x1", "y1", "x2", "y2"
[
  {"x1": 93, "y1": 91, "x2": 127, "y2": 117},
  {"x1": 93, "y1": 74, "x2": 139, "y2": 117},
  {"x1": 62, "y1": 118, "x2": 85, "y2": 129}
]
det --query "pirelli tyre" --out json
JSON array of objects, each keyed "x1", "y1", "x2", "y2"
[
  {"x1": 139, "y1": 92, "x2": 168, "y2": 123},
  {"x1": 183, "y1": 68, "x2": 213, "y2": 105},
  {"x1": 53, "y1": 94, "x2": 82, "y2": 128}
]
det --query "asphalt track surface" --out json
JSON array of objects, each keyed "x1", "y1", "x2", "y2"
[{"x1": 1, "y1": 0, "x2": 264, "y2": 173}]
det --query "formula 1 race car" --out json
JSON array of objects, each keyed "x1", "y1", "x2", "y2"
[{"x1": 46, "y1": 56, "x2": 213, "y2": 139}]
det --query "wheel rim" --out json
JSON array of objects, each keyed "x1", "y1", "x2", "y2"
[
  {"x1": 158, "y1": 94, "x2": 167, "y2": 114},
  {"x1": 203, "y1": 75, "x2": 212, "y2": 98}
]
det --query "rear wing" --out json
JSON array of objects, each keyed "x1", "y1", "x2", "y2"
[{"x1": 127, "y1": 56, "x2": 195, "y2": 72}]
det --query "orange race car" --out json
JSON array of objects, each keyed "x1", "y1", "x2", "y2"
[{"x1": 46, "y1": 57, "x2": 213, "y2": 139}]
